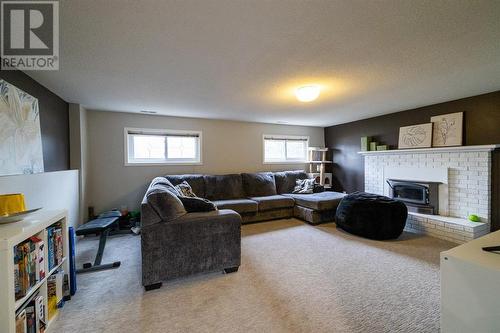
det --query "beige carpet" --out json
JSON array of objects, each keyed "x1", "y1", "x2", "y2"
[{"x1": 51, "y1": 219, "x2": 454, "y2": 333}]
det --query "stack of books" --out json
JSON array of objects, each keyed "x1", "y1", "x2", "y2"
[
  {"x1": 14, "y1": 237, "x2": 45, "y2": 301},
  {"x1": 47, "y1": 223, "x2": 64, "y2": 271},
  {"x1": 47, "y1": 270, "x2": 66, "y2": 321},
  {"x1": 15, "y1": 293, "x2": 45, "y2": 333}
]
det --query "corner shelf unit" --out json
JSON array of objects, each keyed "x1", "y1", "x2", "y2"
[
  {"x1": 0, "y1": 210, "x2": 69, "y2": 333},
  {"x1": 307, "y1": 147, "x2": 332, "y2": 188}
]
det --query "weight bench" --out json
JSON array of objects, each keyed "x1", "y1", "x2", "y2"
[{"x1": 76, "y1": 217, "x2": 121, "y2": 273}]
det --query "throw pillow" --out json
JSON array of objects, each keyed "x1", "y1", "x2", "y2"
[
  {"x1": 178, "y1": 196, "x2": 217, "y2": 213},
  {"x1": 293, "y1": 179, "x2": 315, "y2": 194},
  {"x1": 175, "y1": 181, "x2": 197, "y2": 197}
]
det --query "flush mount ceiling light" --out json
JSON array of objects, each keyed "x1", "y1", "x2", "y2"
[{"x1": 294, "y1": 85, "x2": 321, "y2": 102}]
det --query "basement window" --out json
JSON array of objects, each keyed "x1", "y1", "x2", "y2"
[
  {"x1": 263, "y1": 135, "x2": 309, "y2": 163},
  {"x1": 125, "y1": 128, "x2": 202, "y2": 165}
]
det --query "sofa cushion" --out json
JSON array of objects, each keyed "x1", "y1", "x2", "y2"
[
  {"x1": 242, "y1": 172, "x2": 277, "y2": 197},
  {"x1": 249, "y1": 195, "x2": 294, "y2": 211},
  {"x1": 273, "y1": 170, "x2": 309, "y2": 194},
  {"x1": 212, "y1": 199, "x2": 258, "y2": 214},
  {"x1": 178, "y1": 196, "x2": 217, "y2": 213},
  {"x1": 165, "y1": 174, "x2": 206, "y2": 198},
  {"x1": 146, "y1": 178, "x2": 187, "y2": 221},
  {"x1": 204, "y1": 174, "x2": 244, "y2": 200},
  {"x1": 283, "y1": 191, "x2": 346, "y2": 211}
]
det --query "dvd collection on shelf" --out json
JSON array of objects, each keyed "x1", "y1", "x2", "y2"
[
  {"x1": 47, "y1": 223, "x2": 64, "y2": 272},
  {"x1": 13, "y1": 221, "x2": 69, "y2": 333},
  {"x1": 15, "y1": 293, "x2": 45, "y2": 333},
  {"x1": 14, "y1": 237, "x2": 45, "y2": 301}
]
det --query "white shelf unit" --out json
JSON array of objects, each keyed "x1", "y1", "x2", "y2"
[
  {"x1": 307, "y1": 147, "x2": 332, "y2": 188},
  {"x1": 0, "y1": 210, "x2": 69, "y2": 333}
]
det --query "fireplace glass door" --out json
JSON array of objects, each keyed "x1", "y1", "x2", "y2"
[{"x1": 391, "y1": 183, "x2": 428, "y2": 205}]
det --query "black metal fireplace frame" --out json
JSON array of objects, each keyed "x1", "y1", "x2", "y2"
[{"x1": 386, "y1": 179, "x2": 441, "y2": 215}]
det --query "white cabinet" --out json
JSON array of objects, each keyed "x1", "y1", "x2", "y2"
[
  {"x1": 441, "y1": 230, "x2": 500, "y2": 332},
  {"x1": 0, "y1": 210, "x2": 69, "y2": 333}
]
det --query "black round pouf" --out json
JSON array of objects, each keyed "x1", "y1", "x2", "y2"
[{"x1": 335, "y1": 192, "x2": 408, "y2": 240}]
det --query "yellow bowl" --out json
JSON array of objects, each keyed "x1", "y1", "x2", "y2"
[{"x1": 0, "y1": 194, "x2": 26, "y2": 216}]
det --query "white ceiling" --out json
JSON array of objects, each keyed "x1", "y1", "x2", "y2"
[{"x1": 27, "y1": 0, "x2": 500, "y2": 127}]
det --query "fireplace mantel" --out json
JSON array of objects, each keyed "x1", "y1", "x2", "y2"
[{"x1": 358, "y1": 144, "x2": 500, "y2": 156}]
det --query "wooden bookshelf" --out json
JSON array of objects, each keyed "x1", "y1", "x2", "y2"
[{"x1": 0, "y1": 210, "x2": 69, "y2": 333}]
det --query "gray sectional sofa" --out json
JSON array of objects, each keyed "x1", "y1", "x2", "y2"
[
  {"x1": 140, "y1": 170, "x2": 345, "y2": 289},
  {"x1": 164, "y1": 170, "x2": 346, "y2": 224}
]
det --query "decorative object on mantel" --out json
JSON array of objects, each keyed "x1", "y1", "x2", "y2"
[
  {"x1": 431, "y1": 112, "x2": 463, "y2": 147},
  {"x1": 307, "y1": 147, "x2": 332, "y2": 188},
  {"x1": 0, "y1": 80, "x2": 44, "y2": 176},
  {"x1": 398, "y1": 123, "x2": 433, "y2": 149},
  {"x1": 361, "y1": 136, "x2": 391, "y2": 151},
  {"x1": 360, "y1": 136, "x2": 371, "y2": 151}
]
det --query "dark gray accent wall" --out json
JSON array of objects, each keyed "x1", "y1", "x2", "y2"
[
  {"x1": 324, "y1": 90, "x2": 500, "y2": 231},
  {"x1": 0, "y1": 70, "x2": 69, "y2": 171},
  {"x1": 325, "y1": 90, "x2": 500, "y2": 193}
]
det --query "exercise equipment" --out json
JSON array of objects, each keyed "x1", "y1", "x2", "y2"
[{"x1": 76, "y1": 217, "x2": 121, "y2": 273}]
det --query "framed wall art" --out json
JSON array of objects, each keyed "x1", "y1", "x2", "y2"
[
  {"x1": 398, "y1": 123, "x2": 433, "y2": 149},
  {"x1": 0, "y1": 79, "x2": 44, "y2": 176},
  {"x1": 431, "y1": 112, "x2": 463, "y2": 147}
]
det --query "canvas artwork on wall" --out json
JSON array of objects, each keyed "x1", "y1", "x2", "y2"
[
  {"x1": 431, "y1": 112, "x2": 463, "y2": 147},
  {"x1": 0, "y1": 79, "x2": 44, "y2": 176},
  {"x1": 398, "y1": 123, "x2": 433, "y2": 149}
]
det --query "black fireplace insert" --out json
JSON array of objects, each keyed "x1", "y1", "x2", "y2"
[{"x1": 386, "y1": 179, "x2": 440, "y2": 215}]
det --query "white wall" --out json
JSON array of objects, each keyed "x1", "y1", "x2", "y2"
[
  {"x1": 0, "y1": 170, "x2": 80, "y2": 229},
  {"x1": 86, "y1": 110, "x2": 324, "y2": 212}
]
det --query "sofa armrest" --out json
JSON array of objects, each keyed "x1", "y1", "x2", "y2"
[
  {"x1": 168, "y1": 209, "x2": 241, "y2": 226},
  {"x1": 141, "y1": 209, "x2": 241, "y2": 285},
  {"x1": 141, "y1": 202, "x2": 162, "y2": 227}
]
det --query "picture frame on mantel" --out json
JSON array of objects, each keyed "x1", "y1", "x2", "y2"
[
  {"x1": 398, "y1": 123, "x2": 433, "y2": 149},
  {"x1": 431, "y1": 112, "x2": 463, "y2": 147}
]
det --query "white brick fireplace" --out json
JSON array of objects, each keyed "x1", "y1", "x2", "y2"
[{"x1": 359, "y1": 145, "x2": 499, "y2": 243}]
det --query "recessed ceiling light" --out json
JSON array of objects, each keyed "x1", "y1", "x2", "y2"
[
  {"x1": 140, "y1": 110, "x2": 157, "y2": 114},
  {"x1": 295, "y1": 85, "x2": 321, "y2": 102}
]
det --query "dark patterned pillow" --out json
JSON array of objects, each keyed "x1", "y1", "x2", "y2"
[
  {"x1": 178, "y1": 196, "x2": 217, "y2": 213},
  {"x1": 293, "y1": 179, "x2": 315, "y2": 194},
  {"x1": 175, "y1": 181, "x2": 197, "y2": 197}
]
